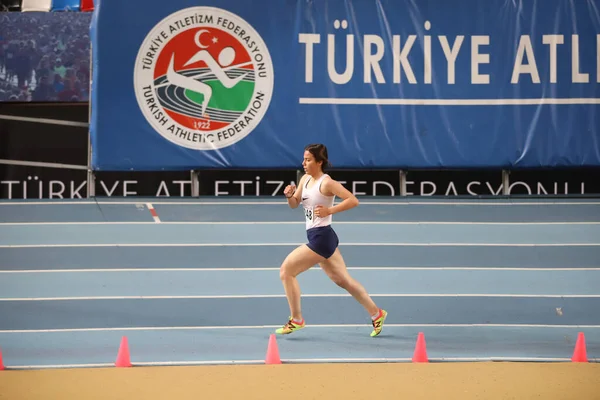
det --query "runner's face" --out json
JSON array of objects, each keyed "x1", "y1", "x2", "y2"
[{"x1": 302, "y1": 151, "x2": 321, "y2": 175}]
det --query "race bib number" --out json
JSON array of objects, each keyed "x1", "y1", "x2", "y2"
[{"x1": 304, "y1": 206, "x2": 313, "y2": 221}]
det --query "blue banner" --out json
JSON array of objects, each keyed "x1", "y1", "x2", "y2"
[{"x1": 89, "y1": 0, "x2": 600, "y2": 170}]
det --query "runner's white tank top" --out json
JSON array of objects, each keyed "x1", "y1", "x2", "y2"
[{"x1": 301, "y1": 174, "x2": 335, "y2": 230}]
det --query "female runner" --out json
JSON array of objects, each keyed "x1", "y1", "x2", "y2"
[{"x1": 276, "y1": 143, "x2": 387, "y2": 337}]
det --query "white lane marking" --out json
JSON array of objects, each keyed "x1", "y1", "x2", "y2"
[
  {"x1": 146, "y1": 202, "x2": 161, "y2": 223},
  {"x1": 1, "y1": 267, "x2": 600, "y2": 273},
  {"x1": 1, "y1": 293, "x2": 599, "y2": 301},
  {"x1": 1, "y1": 242, "x2": 600, "y2": 248},
  {"x1": 0, "y1": 242, "x2": 600, "y2": 249},
  {"x1": 2, "y1": 323, "x2": 600, "y2": 334},
  {"x1": 3, "y1": 356, "x2": 584, "y2": 369},
  {"x1": 1, "y1": 221, "x2": 599, "y2": 226}
]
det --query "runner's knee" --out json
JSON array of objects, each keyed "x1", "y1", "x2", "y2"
[
  {"x1": 279, "y1": 261, "x2": 295, "y2": 281},
  {"x1": 329, "y1": 271, "x2": 350, "y2": 289}
]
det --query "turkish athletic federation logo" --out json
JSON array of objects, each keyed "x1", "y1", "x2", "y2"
[{"x1": 134, "y1": 7, "x2": 274, "y2": 150}]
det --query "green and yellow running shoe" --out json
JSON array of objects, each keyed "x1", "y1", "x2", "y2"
[
  {"x1": 275, "y1": 317, "x2": 306, "y2": 335},
  {"x1": 370, "y1": 309, "x2": 388, "y2": 337}
]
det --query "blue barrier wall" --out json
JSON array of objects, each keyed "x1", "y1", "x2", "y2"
[{"x1": 87, "y1": 0, "x2": 598, "y2": 170}]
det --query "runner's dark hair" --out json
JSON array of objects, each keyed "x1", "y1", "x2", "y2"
[{"x1": 305, "y1": 143, "x2": 331, "y2": 171}]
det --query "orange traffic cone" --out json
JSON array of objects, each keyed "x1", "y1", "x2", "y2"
[
  {"x1": 0, "y1": 347, "x2": 4, "y2": 370},
  {"x1": 571, "y1": 332, "x2": 588, "y2": 363},
  {"x1": 265, "y1": 334, "x2": 282, "y2": 364},
  {"x1": 412, "y1": 332, "x2": 429, "y2": 363},
  {"x1": 115, "y1": 336, "x2": 132, "y2": 367}
]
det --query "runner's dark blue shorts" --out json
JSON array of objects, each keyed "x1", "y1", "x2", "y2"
[{"x1": 306, "y1": 225, "x2": 339, "y2": 259}]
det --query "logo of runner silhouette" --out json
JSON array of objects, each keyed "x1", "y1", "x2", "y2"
[{"x1": 134, "y1": 7, "x2": 274, "y2": 150}]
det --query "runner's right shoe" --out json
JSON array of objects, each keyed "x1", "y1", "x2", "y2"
[{"x1": 275, "y1": 317, "x2": 306, "y2": 335}]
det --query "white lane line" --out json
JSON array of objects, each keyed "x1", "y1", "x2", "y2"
[
  {"x1": 4, "y1": 356, "x2": 589, "y2": 370},
  {"x1": 1, "y1": 221, "x2": 599, "y2": 226},
  {"x1": 2, "y1": 323, "x2": 600, "y2": 334},
  {"x1": 1, "y1": 266, "x2": 599, "y2": 273},
  {"x1": 1, "y1": 293, "x2": 599, "y2": 301},
  {"x1": 1, "y1": 242, "x2": 599, "y2": 248}
]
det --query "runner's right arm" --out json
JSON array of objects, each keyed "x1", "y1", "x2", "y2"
[{"x1": 284, "y1": 174, "x2": 307, "y2": 209}]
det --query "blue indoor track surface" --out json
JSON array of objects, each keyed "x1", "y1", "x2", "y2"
[{"x1": 0, "y1": 197, "x2": 599, "y2": 368}]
